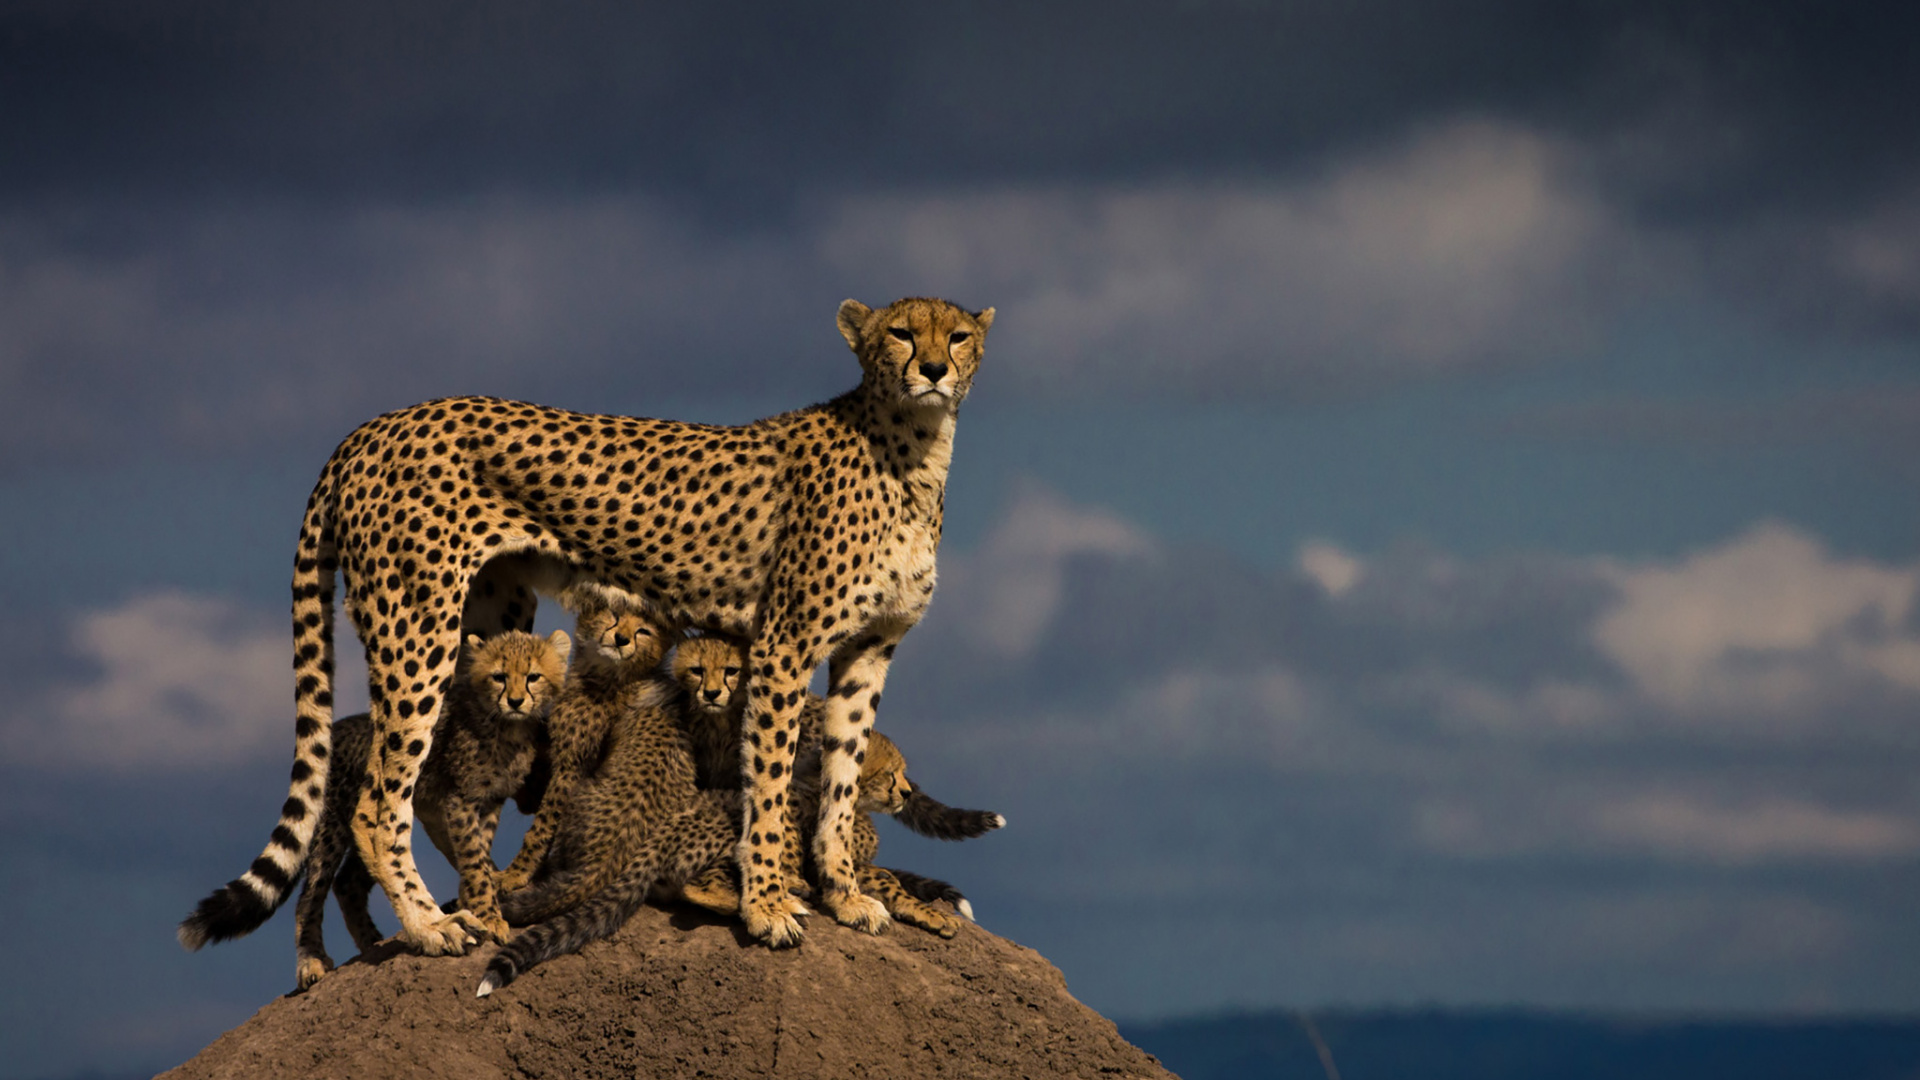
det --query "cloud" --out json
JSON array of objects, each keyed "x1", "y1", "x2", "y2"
[
  {"x1": 1416, "y1": 788, "x2": 1920, "y2": 866},
  {"x1": 896, "y1": 492, "x2": 1920, "y2": 881},
  {"x1": 823, "y1": 120, "x2": 1637, "y2": 393},
  {"x1": 1595, "y1": 523, "x2": 1920, "y2": 715},
  {"x1": 935, "y1": 483, "x2": 1159, "y2": 658},
  {"x1": 0, "y1": 198, "x2": 839, "y2": 465},
  {"x1": 1, "y1": 591, "x2": 307, "y2": 771},
  {"x1": 0, "y1": 120, "x2": 1644, "y2": 465}
]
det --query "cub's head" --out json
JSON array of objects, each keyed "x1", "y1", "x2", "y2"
[
  {"x1": 838, "y1": 297, "x2": 994, "y2": 410},
  {"x1": 672, "y1": 634, "x2": 746, "y2": 719},
  {"x1": 462, "y1": 630, "x2": 570, "y2": 723},
  {"x1": 573, "y1": 603, "x2": 673, "y2": 671},
  {"x1": 856, "y1": 731, "x2": 912, "y2": 814}
]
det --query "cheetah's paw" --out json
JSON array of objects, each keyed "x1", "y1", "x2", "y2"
[
  {"x1": 294, "y1": 954, "x2": 334, "y2": 991},
  {"x1": 823, "y1": 889, "x2": 891, "y2": 935},
  {"x1": 742, "y1": 896, "x2": 806, "y2": 949},
  {"x1": 398, "y1": 909, "x2": 484, "y2": 956}
]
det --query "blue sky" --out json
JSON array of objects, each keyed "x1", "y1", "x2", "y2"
[{"x1": 3, "y1": 3, "x2": 1920, "y2": 1077}]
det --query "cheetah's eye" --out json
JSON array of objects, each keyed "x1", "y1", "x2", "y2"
[
  {"x1": 490, "y1": 673, "x2": 508, "y2": 684},
  {"x1": 687, "y1": 666, "x2": 704, "y2": 677},
  {"x1": 526, "y1": 672, "x2": 542, "y2": 683},
  {"x1": 887, "y1": 327, "x2": 913, "y2": 342},
  {"x1": 724, "y1": 667, "x2": 740, "y2": 678},
  {"x1": 949, "y1": 330, "x2": 970, "y2": 344}
]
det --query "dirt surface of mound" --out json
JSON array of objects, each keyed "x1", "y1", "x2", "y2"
[{"x1": 161, "y1": 903, "x2": 1176, "y2": 1079}]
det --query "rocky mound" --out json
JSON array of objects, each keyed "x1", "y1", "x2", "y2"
[{"x1": 161, "y1": 903, "x2": 1176, "y2": 1079}]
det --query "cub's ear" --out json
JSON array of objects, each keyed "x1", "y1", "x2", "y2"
[
  {"x1": 465, "y1": 633, "x2": 485, "y2": 652},
  {"x1": 973, "y1": 306, "x2": 995, "y2": 333},
  {"x1": 547, "y1": 629, "x2": 573, "y2": 664},
  {"x1": 837, "y1": 299, "x2": 873, "y2": 351}
]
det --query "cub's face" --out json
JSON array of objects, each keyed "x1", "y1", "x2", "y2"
[
  {"x1": 463, "y1": 630, "x2": 570, "y2": 722},
  {"x1": 856, "y1": 731, "x2": 912, "y2": 814},
  {"x1": 673, "y1": 635, "x2": 747, "y2": 719},
  {"x1": 839, "y1": 297, "x2": 995, "y2": 409},
  {"x1": 575, "y1": 606, "x2": 672, "y2": 670}
]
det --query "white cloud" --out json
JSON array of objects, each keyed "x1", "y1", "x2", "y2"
[
  {"x1": 820, "y1": 120, "x2": 1632, "y2": 391},
  {"x1": 1595, "y1": 523, "x2": 1920, "y2": 715},
  {"x1": 1591, "y1": 793, "x2": 1920, "y2": 865},
  {"x1": 1298, "y1": 541, "x2": 1363, "y2": 596},
  {"x1": 1416, "y1": 788, "x2": 1920, "y2": 867},
  {"x1": 0, "y1": 117, "x2": 1680, "y2": 464},
  {"x1": 2, "y1": 592, "x2": 291, "y2": 771},
  {"x1": 936, "y1": 482, "x2": 1158, "y2": 658}
]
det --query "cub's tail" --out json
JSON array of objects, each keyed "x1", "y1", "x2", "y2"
[
  {"x1": 179, "y1": 475, "x2": 341, "y2": 951},
  {"x1": 884, "y1": 867, "x2": 977, "y2": 922},
  {"x1": 893, "y1": 782, "x2": 1005, "y2": 842},
  {"x1": 479, "y1": 840, "x2": 665, "y2": 997}
]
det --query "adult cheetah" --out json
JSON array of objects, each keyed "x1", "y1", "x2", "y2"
[{"x1": 208, "y1": 296, "x2": 993, "y2": 954}]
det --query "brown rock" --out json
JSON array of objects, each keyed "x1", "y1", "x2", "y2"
[{"x1": 161, "y1": 903, "x2": 1177, "y2": 1079}]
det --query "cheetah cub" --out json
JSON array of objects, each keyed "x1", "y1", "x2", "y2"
[
  {"x1": 669, "y1": 633, "x2": 1001, "y2": 933},
  {"x1": 497, "y1": 599, "x2": 676, "y2": 894},
  {"x1": 674, "y1": 634, "x2": 1005, "y2": 843},
  {"x1": 495, "y1": 644, "x2": 710, "y2": 929},
  {"x1": 478, "y1": 711, "x2": 972, "y2": 994},
  {"x1": 178, "y1": 630, "x2": 569, "y2": 989}
]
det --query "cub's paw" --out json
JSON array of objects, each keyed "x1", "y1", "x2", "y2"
[
  {"x1": 480, "y1": 914, "x2": 513, "y2": 945},
  {"x1": 295, "y1": 954, "x2": 334, "y2": 990},
  {"x1": 496, "y1": 867, "x2": 531, "y2": 895},
  {"x1": 741, "y1": 894, "x2": 806, "y2": 949},
  {"x1": 823, "y1": 889, "x2": 891, "y2": 935},
  {"x1": 891, "y1": 900, "x2": 961, "y2": 940},
  {"x1": 398, "y1": 909, "x2": 484, "y2": 956}
]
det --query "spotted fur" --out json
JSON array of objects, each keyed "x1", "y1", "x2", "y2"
[
  {"x1": 206, "y1": 297, "x2": 993, "y2": 954},
  {"x1": 180, "y1": 631, "x2": 569, "y2": 988},
  {"x1": 667, "y1": 634, "x2": 1000, "y2": 934},
  {"x1": 497, "y1": 601, "x2": 675, "y2": 894},
  {"x1": 495, "y1": 663, "x2": 701, "y2": 928},
  {"x1": 478, "y1": 711, "x2": 973, "y2": 994}
]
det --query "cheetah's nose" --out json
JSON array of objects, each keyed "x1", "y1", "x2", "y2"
[
  {"x1": 506, "y1": 695, "x2": 525, "y2": 710},
  {"x1": 703, "y1": 689, "x2": 721, "y2": 702},
  {"x1": 614, "y1": 633, "x2": 631, "y2": 648},
  {"x1": 918, "y1": 360, "x2": 948, "y2": 383}
]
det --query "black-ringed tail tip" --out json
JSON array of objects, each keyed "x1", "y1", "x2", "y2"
[
  {"x1": 957, "y1": 898, "x2": 977, "y2": 922},
  {"x1": 991, "y1": 814, "x2": 1007, "y2": 829}
]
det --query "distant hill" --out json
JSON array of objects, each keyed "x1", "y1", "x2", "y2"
[{"x1": 1119, "y1": 1009, "x2": 1920, "y2": 1080}]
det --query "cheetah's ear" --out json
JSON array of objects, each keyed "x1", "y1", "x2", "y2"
[
  {"x1": 974, "y1": 307, "x2": 995, "y2": 334},
  {"x1": 464, "y1": 633, "x2": 485, "y2": 653},
  {"x1": 547, "y1": 629, "x2": 573, "y2": 664},
  {"x1": 837, "y1": 299, "x2": 873, "y2": 351}
]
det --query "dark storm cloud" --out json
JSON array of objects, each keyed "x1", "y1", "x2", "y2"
[
  {"x1": 5, "y1": 0, "x2": 1915, "y2": 219},
  {"x1": 5, "y1": 1, "x2": 1918, "y2": 468}
]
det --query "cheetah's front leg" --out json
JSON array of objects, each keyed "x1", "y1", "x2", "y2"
[
  {"x1": 735, "y1": 634, "x2": 814, "y2": 947},
  {"x1": 814, "y1": 626, "x2": 908, "y2": 934}
]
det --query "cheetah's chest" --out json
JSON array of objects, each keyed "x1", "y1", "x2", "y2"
[{"x1": 867, "y1": 514, "x2": 942, "y2": 622}]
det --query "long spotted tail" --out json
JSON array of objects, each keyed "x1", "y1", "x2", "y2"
[
  {"x1": 894, "y1": 782, "x2": 1005, "y2": 842},
  {"x1": 479, "y1": 841, "x2": 664, "y2": 996},
  {"x1": 178, "y1": 481, "x2": 340, "y2": 950}
]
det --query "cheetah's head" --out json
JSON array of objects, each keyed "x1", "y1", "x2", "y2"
[
  {"x1": 856, "y1": 730, "x2": 912, "y2": 814},
  {"x1": 573, "y1": 602, "x2": 673, "y2": 672},
  {"x1": 462, "y1": 630, "x2": 571, "y2": 723},
  {"x1": 839, "y1": 297, "x2": 995, "y2": 410},
  {"x1": 673, "y1": 634, "x2": 747, "y2": 719}
]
